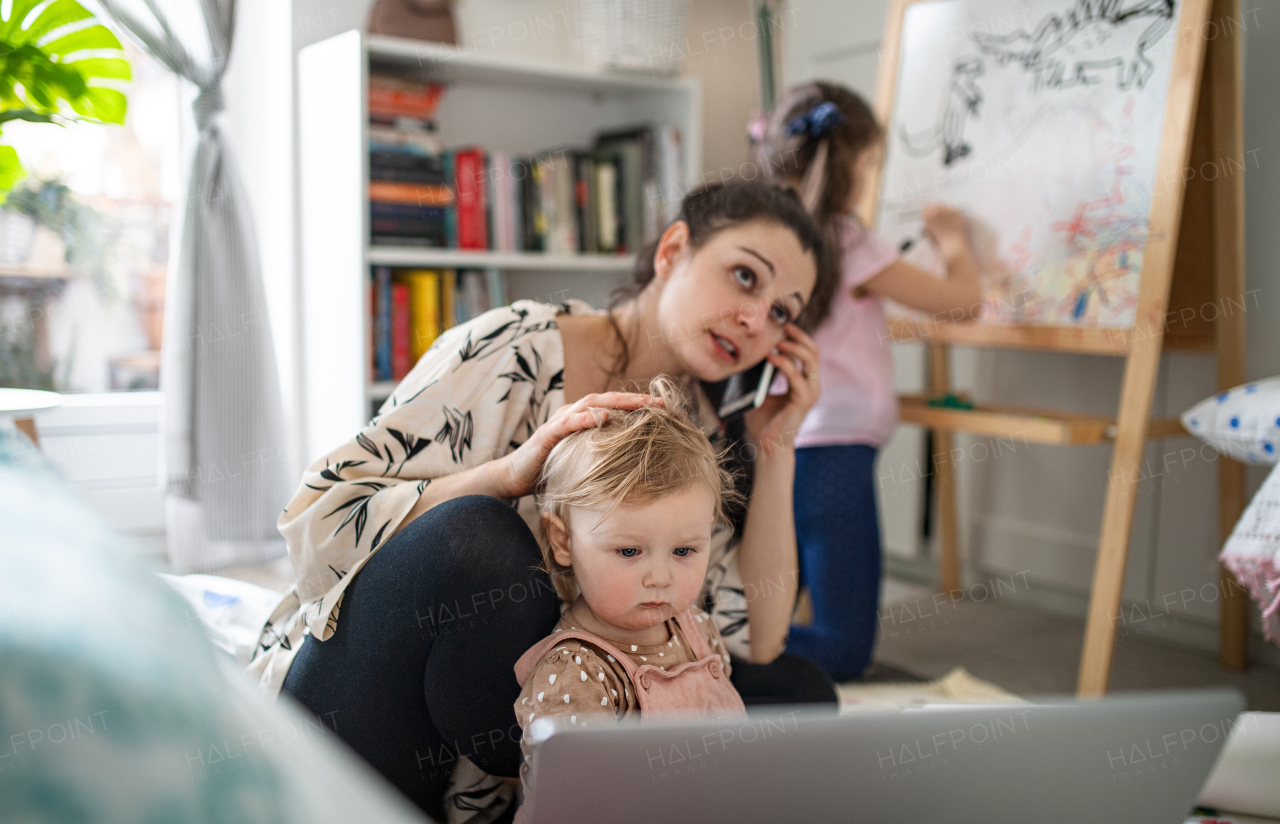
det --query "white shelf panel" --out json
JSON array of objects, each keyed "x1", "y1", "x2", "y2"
[
  {"x1": 366, "y1": 36, "x2": 693, "y2": 95},
  {"x1": 366, "y1": 247, "x2": 636, "y2": 272}
]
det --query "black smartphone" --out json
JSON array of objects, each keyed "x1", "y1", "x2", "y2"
[{"x1": 702, "y1": 360, "x2": 776, "y2": 421}]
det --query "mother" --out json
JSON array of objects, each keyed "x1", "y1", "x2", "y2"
[{"x1": 252, "y1": 181, "x2": 837, "y2": 821}]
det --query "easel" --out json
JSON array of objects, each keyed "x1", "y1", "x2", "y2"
[{"x1": 865, "y1": 0, "x2": 1250, "y2": 695}]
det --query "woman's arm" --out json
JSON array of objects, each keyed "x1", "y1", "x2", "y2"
[
  {"x1": 735, "y1": 446, "x2": 799, "y2": 663},
  {"x1": 862, "y1": 203, "x2": 982, "y2": 319},
  {"x1": 737, "y1": 324, "x2": 822, "y2": 663}
]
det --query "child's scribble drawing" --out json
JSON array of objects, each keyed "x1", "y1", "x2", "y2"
[{"x1": 879, "y1": 0, "x2": 1182, "y2": 328}]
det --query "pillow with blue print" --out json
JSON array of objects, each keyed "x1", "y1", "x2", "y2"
[{"x1": 1181, "y1": 377, "x2": 1280, "y2": 466}]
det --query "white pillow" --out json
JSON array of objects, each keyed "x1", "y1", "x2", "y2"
[{"x1": 1181, "y1": 378, "x2": 1280, "y2": 465}]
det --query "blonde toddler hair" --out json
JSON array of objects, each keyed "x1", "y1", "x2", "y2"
[{"x1": 534, "y1": 376, "x2": 740, "y2": 582}]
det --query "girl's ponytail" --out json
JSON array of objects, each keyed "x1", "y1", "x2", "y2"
[{"x1": 754, "y1": 83, "x2": 883, "y2": 328}]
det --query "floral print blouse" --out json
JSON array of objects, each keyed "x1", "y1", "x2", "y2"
[{"x1": 248, "y1": 298, "x2": 752, "y2": 700}]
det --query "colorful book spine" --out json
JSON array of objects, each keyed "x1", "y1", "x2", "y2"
[
  {"x1": 403, "y1": 269, "x2": 441, "y2": 359},
  {"x1": 489, "y1": 153, "x2": 514, "y2": 253},
  {"x1": 391, "y1": 281, "x2": 412, "y2": 379},
  {"x1": 368, "y1": 126, "x2": 442, "y2": 157},
  {"x1": 596, "y1": 161, "x2": 619, "y2": 253},
  {"x1": 441, "y1": 268, "x2": 456, "y2": 331},
  {"x1": 368, "y1": 76, "x2": 444, "y2": 119},
  {"x1": 510, "y1": 157, "x2": 525, "y2": 252},
  {"x1": 460, "y1": 270, "x2": 490, "y2": 322},
  {"x1": 374, "y1": 266, "x2": 393, "y2": 381},
  {"x1": 485, "y1": 268, "x2": 507, "y2": 310},
  {"x1": 444, "y1": 151, "x2": 458, "y2": 248},
  {"x1": 368, "y1": 182, "x2": 453, "y2": 206},
  {"x1": 453, "y1": 147, "x2": 489, "y2": 250}
]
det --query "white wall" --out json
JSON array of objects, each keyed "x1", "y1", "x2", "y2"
[{"x1": 782, "y1": 0, "x2": 1280, "y2": 662}]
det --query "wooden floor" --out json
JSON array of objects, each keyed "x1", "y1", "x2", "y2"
[{"x1": 871, "y1": 578, "x2": 1280, "y2": 711}]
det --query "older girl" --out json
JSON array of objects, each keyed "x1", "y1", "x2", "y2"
[
  {"x1": 756, "y1": 82, "x2": 982, "y2": 682},
  {"x1": 254, "y1": 181, "x2": 836, "y2": 822}
]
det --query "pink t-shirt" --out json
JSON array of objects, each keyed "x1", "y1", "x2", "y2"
[{"x1": 794, "y1": 216, "x2": 899, "y2": 449}]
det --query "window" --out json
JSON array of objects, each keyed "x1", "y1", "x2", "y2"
[{"x1": 0, "y1": 42, "x2": 181, "y2": 393}]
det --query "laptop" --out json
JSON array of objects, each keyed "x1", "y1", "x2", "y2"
[{"x1": 520, "y1": 688, "x2": 1244, "y2": 824}]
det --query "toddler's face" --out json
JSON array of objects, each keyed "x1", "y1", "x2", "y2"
[{"x1": 554, "y1": 485, "x2": 715, "y2": 636}]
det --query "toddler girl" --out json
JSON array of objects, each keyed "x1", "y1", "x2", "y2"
[
  {"x1": 755, "y1": 82, "x2": 983, "y2": 681},
  {"x1": 511, "y1": 377, "x2": 746, "y2": 809}
]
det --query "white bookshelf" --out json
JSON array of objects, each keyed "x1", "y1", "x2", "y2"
[
  {"x1": 365, "y1": 248, "x2": 636, "y2": 272},
  {"x1": 298, "y1": 31, "x2": 701, "y2": 461}
]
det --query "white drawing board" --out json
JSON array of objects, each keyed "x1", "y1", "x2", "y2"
[{"x1": 876, "y1": 0, "x2": 1182, "y2": 328}]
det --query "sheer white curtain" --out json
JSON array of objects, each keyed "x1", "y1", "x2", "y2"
[{"x1": 98, "y1": 0, "x2": 289, "y2": 571}]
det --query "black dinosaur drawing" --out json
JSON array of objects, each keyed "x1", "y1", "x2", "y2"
[
  {"x1": 899, "y1": 0, "x2": 1176, "y2": 167},
  {"x1": 902, "y1": 55, "x2": 985, "y2": 166},
  {"x1": 973, "y1": 0, "x2": 1175, "y2": 92}
]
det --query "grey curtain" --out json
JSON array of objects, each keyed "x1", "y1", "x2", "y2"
[{"x1": 99, "y1": 0, "x2": 289, "y2": 571}]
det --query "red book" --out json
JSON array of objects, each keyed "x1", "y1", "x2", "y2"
[
  {"x1": 391, "y1": 282, "x2": 412, "y2": 379},
  {"x1": 453, "y1": 147, "x2": 489, "y2": 250}
]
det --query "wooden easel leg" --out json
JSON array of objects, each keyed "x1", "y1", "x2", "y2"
[
  {"x1": 1208, "y1": 0, "x2": 1249, "y2": 672},
  {"x1": 928, "y1": 343, "x2": 961, "y2": 595},
  {"x1": 1078, "y1": 350, "x2": 1162, "y2": 696}
]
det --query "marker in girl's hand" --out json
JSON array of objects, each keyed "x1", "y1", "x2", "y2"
[{"x1": 899, "y1": 229, "x2": 928, "y2": 253}]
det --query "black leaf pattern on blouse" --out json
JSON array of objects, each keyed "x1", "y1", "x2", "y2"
[
  {"x1": 454, "y1": 306, "x2": 546, "y2": 369},
  {"x1": 711, "y1": 588, "x2": 749, "y2": 638},
  {"x1": 497, "y1": 355, "x2": 536, "y2": 401},
  {"x1": 547, "y1": 367, "x2": 564, "y2": 392},
  {"x1": 369, "y1": 520, "x2": 392, "y2": 552},
  {"x1": 319, "y1": 459, "x2": 366, "y2": 482},
  {"x1": 355, "y1": 432, "x2": 381, "y2": 459},
  {"x1": 435, "y1": 407, "x2": 474, "y2": 463},
  {"x1": 387, "y1": 427, "x2": 432, "y2": 472},
  {"x1": 457, "y1": 319, "x2": 519, "y2": 365},
  {"x1": 401, "y1": 377, "x2": 438, "y2": 406},
  {"x1": 323, "y1": 481, "x2": 387, "y2": 544}
]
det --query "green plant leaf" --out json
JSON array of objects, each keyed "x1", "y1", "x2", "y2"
[
  {"x1": 0, "y1": 146, "x2": 26, "y2": 202},
  {"x1": 0, "y1": 0, "x2": 131, "y2": 125},
  {"x1": 0, "y1": 109, "x2": 58, "y2": 126}
]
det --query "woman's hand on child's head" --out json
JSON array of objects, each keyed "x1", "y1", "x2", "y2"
[
  {"x1": 921, "y1": 203, "x2": 974, "y2": 262},
  {"x1": 498, "y1": 392, "x2": 663, "y2": 499},
  {"x1": 744, "y1": 323, "x2": 821, "y2": 458}
]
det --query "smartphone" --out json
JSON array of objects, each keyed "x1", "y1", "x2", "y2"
[{"x1": 702, "y1": 360, "x2": 775, "y2": 421}]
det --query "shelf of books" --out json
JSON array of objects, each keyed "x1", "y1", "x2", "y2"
[{"x1": 298, "y1": 30, "x2": 700, "y2": 460}]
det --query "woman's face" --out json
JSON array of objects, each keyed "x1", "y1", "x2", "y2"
[{"x1": 651, "y1": 219, "x2": 817, "y2": 383}]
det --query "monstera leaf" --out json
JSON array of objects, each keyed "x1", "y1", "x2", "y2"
[
  {"x1": 0, "y1": 0, "x2": 131, "y2": 200},
  {"x1": 0, "y1": 0, "x2": 131, "y2": 124}
]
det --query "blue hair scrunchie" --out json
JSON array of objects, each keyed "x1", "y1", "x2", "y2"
[{"x1": 785, "y1": 100, "x2": 845, "y2": 139}]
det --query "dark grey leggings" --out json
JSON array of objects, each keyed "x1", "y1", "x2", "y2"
[{"x1": 282, "y1": 495, "x2": 835, "y2": 818}]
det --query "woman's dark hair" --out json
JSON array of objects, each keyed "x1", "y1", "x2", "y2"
[
  {"x1": 605, "y1": 180, "x2": 818, "y2": 538},
  {"x1": 608, "y1": 180, "x2": 827, "y2": 355},
  {"x1": 756, "y1": 81, "x2": 884, "y2": 327}
]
